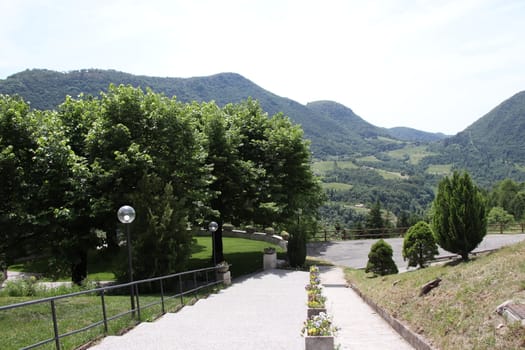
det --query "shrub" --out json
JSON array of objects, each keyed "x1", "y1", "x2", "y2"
[
  {"x1": 2, "y1": 277, "x2": 39, "y2": 297},
  {"x1": 287, "y1": 225, "x2": 307, "y2": 267},
  {"x1": 365, "y1": 239, "x2": 398, "y2": 276},
  {"x1": 222, "y1": 223, "x2": 234, "y2": 232},
  {"x1": 402, "y1": 221, "x2": 438, "y2": 268}
]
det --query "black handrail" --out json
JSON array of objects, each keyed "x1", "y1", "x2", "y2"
[{"x1": 1, "y1": 265, "x2": 228, "y2": 350}]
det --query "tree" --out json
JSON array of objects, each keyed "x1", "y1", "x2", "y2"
[
  {"x1": 287, "y1": 222, "x2": 307, "y2": 267},
  {"x1": 366, "y1": 200, "x2": 383, "y2": 236},
  {"x1": 365, "y1": 239, "x2": 398, "y2": 276},
  {"x1": 204, "y1": 99, "x2": 324, "y2": 262},
  {"x1": 86, "y1": 86, "x2": 209, "y2": 279},
  {"x1": 487, "y1": 206, "x2": 514, "y2": 233},
  {"x1": 0, "y1": 95, "x2": 36, "y2": 279},
  {"x1": 431, "y1": 171, "x2": 487, "y2": 261},
  {"x1": 402, "y1": 221, "x2": 438, "y2": 268}
]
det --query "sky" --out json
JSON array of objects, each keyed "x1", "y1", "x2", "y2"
[{"x1": 1, "y1": 0, "x2": 524, "y2": 135}]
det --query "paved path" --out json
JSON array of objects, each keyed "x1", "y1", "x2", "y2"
[
  {"x1": 320, "y1": 267, "x2": 414, "y2": 350},
  {"x1": 90, "y1": 269, "x2": 308, "y2": 350},
  {"x1": 308, "y1": 234, "x2": 525, "y2": 271},
  {"x1": 90, "y1": 267, "x2": 416, "y2": 350}
]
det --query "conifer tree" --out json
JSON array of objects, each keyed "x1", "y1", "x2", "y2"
[
  {"x1": 431, "y1": 171, "x2": 487, "y2": 261},
  {"x1": 365, "y1": 239, "x2": 398, "y2": 276},
  {"x1": 402, "y1": 221, "x2": 438, "y2": 268}
]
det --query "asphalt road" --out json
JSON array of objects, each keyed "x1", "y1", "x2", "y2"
[{"x1": 307, "y1": 234, "x2": 525, "y2": 271}]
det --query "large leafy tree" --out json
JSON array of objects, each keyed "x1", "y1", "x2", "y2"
[
  {"x1": 86, "y1": 86, "x2": 209, "y2": 279},
  {"x1": 0, "y1": 95, "x2": 36, "y2": 278},
  {"x1": 431, "y1": 171, "x2": 487, "y2": 261},
  {"x1": 204, "y1": 99, "x2": 324, "y2": 263}
]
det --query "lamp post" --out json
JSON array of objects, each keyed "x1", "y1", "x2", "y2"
[
  {"x1": 209, "y1": 221, "x2": 219, "y2": 266},
  {"x1": 118, "y1": 205, "x2": 136, "y2": 315}
]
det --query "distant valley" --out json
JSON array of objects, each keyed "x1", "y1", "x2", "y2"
[{"x1": 1, "y1": 69, "x2": 524, "y2": 227}]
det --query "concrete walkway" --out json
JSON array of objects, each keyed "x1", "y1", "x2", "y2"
[
  {"x1": 90, "y1": 269, "x2": 308, "y2": 350},
  {"x1": 89, "y1": 267, "x2": 416, "y2": 350},
  {"x1": 320, "y1": 267, "x2": 414, "y2": 350}
]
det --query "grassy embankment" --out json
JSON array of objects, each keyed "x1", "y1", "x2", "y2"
[
  {"x1": 1, "y1": 237, "x2": 284, "y2": 350},
  {"x1": 345, "y1": 241, "x2": 525, "y2": 350}
]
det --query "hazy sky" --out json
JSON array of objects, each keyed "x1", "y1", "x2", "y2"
[{"x1": 1, "y1": 0, "x2": 524, "y2": 134}]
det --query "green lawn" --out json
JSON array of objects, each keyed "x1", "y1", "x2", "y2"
[{"x1": 189, "y1": 236, "x2": 285, "y2": 278}]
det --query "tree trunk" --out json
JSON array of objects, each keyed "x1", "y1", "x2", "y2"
[
  {"x1": 71, "y1": 249, "x2": 88, "y2": 285},
  {"x1": 460, "y1": 251, "x2": 469, "y2": 261}
]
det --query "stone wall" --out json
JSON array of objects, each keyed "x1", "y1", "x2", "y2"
[{"x1": 195, "y1": 228, "x2": 288, "y2": 250}]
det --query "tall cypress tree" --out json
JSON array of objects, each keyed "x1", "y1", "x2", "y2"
[{"x1": 431, "y1": 171, "x2": 487, "y2": 261}]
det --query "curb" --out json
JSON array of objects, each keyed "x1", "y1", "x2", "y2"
[{"x1": 348, "y1": 283, "x2": 436, "y2": 350}]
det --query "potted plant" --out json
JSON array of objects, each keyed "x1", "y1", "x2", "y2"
[
  {"x1": 264, "y1": 227, "x2": 275, "y2": 236},
  {"x1": 307, "y1": 288, "x2": 327, "y2": 318},
  {"x1": 215, "y1": 261, "x2": 229, "y2": 273},
  {"x1": 302, "y1": 312, "x2": 338, "y2": 350},
  {"x1": 263, "y1": 247, "x2": 276, "y2": 254}
]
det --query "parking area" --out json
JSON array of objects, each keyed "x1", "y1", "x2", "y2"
[{"x1": 307, "y1": 234, "x2": 525, "y2": 271}]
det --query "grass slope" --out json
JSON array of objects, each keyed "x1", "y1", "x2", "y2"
[{"x1": 345, "y1": 241, "x2": 525, "y2": 350}]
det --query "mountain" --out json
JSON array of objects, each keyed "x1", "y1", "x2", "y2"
[
  {"x1": 387, "y1": 127, "x2": 448, "y2": 142},
  {"x1": 421, "y1": 90, "x2": 525, "y2": 186},
  {"x1": 3, "y1": 68, "x2": 525, "y2": 227},
  {"x1": 0, "y1": 69, "x2": 413, "y2": 158}
]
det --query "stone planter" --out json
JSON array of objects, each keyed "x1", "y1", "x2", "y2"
[
  {"x1": 305, "y1": 336, "x2": 334, "y2": 350},
  {"x1": 263, "y1": 252, "x2": 277, "y2": 270},
  {"x1": 216, "y1": 271, "x2": 232, "y2": 286},
  {"x1": 307, "y1": 307, "x2": 327, "y2": 319}
]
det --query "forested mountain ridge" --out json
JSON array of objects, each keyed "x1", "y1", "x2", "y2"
[
  {"x1": 422, "y1": 90, "x2": 525, "y2": 187},
  {"x1": 0, "y1": 68, "x2": 438, "y2": 157},
  {"x1": 2, "y1": 68, "x2": 525, "y2": 228},
  {"x1": 387, "y1": 127, "x2": 448, "y2": 142}
]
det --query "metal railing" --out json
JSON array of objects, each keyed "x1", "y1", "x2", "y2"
[
  {"x1": 310, "y1": 227, "x2": 410, "y2": 241},
  {"x1": 311, "y1": 223, "x2": 525, "y2": 242},
  {"x1": 0, "y1": 265, "x2": 226, "y2": 350}
]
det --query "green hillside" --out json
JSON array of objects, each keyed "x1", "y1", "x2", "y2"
[
  {"x1": 387, "y1": 126, "x2": 448, "y2": 142},
  {"x1": 3, "y1": 68, "x2": 525, "y2": 228},
  {"x1": 0, "y1": 69, "x2": 404, "y2": 158},
  {"x1": 422, "y1": 91, "x2": 525, "y2": 187}
]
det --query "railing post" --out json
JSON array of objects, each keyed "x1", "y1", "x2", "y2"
[
  {"x1": 101, "y1": 290, "x2": 108, "y2": 333},
  {"x1": 179, "y1": 275, "x2": 184, "y2": 305},
  {"x1": 160, "y1": 279, "x2": 165, "y2": 314},
  {"x1": 50, "y1": 300, "x2": 61, "y2": 350},
  {"x1": 135, "y1": 284, "x2": 141, "y2": 321},
  {"x1": 193, "y1": 272, "x2": 198, "y2": 299}
]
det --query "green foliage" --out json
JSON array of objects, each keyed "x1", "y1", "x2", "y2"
[
  {"x1": 1, "y1": 277, "x2": 38, "y2": 297},
  {"x1": 487, "y1": 206, "x2": 514, "y2": 225},
  {"x1": 402, "y1": 221, "x2": 438, "y2": 268},
  {"x1": 366, "y1": 200, "x2": 383, "y2": 229},
  {"x1": 287, "y1": 224, "x2": 307, "y2": 268},
  {"x1": 0, "y1": 85, "x2": 325, "y2": 282},
  {"x1": 431, "y1": 171, "x2": 487, "y2": 261},
  {"x1": 488, "y1": 179, "x2": 525, "y2": 220},
  {"x1": 365, "y1": 239, "x2": 398, "y2": 276}
]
